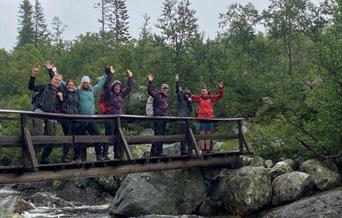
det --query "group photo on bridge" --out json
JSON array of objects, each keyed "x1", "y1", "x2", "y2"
[{"x1": 0, "y1": 0, "x2": 341, "y2": 217}]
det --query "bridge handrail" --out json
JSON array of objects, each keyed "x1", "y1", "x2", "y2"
[{"x1": 0, "y1": 109, "x2": 244, "y2": 121}]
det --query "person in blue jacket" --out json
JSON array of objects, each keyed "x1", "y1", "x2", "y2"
[{"x1": 76, "y1": 70, "x2": 108, "y2": 161}]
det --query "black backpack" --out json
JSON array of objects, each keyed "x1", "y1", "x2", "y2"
[{"x1": 31, "y1": 85, "x2": 57, "y2": 112}]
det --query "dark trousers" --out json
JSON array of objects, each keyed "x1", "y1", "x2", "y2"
[
  {"x1": 180, "y1": 121, "x2": 189, "y2": 154},
  {"x1": 76, "y1": 121, "x2": 102, "y2": 159},
  {"x1": 39, "y1": 120, "x2": 55, "y2": 162},
  {"x1": 60, "y1": 120, "x2": 78, "y2": 159},
  {"x1": 150, "y1": 120, "x2": 167, "y2": 156},
  {"x1": 104, "y1": 120, "x2": 120, "y2": 159}
]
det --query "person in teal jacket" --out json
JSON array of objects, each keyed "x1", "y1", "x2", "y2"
[{"x1": 75, "y1": 71, "x2": 108, "y2": 161}]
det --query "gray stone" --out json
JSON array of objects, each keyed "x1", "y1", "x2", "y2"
[
  {"x1": 250, "y1": 156, "x2": 265, "y2": 167},
  {"x1": 257, "y1": 188, "x2": 342, "y2": 218},
  {"x1": 241, "y1": 156, "x2": 253, "y2": 166},
  {"x1": 272, "y1": 171, "x2": 315, "y2": 205},
  {"x1": 219, "y1": 166, "x2": 272, "y2": 215},
  {"x1": 269, "y1": 160, "x2": 294, "y2": 179},
  {"x1": 265, "y1": 160, "x2": 274, "y2": 168},
  {"x1": 96, "y1": 175, "x2": 126, "y2": 195},
  {"x1": 0, "y1": 189, "x2": 32, "y2": 214},
  {"x1": 110, "y1": 169, "x2": 207, "y2": 216},
  {"x1": 301, "y1": 159, "x2": 341, "y2": 190}
]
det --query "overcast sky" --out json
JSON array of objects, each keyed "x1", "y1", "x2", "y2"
[{"x1": 0, "y1": 0, "x2": 320, "y2": 51}]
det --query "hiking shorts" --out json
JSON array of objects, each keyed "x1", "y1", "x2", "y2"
[{"x1": 198, "y1": 121, "x2": 214, "y2": 132}]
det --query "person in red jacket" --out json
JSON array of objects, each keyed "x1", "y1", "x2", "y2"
[{"x1": 191, "y1": 81, "x2": 224, "y2": 154}]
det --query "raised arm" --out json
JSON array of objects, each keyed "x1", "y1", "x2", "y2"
[
  {"x1": 147, "y1": 73, "x2": 158, "y2": 98},
  {"x1": 212, "y1": 81, "x2": 224, "y2": 103},
  {"x1": 44, "y1": 61, "x2": 66, "y2": 88},
  {"x1": 93, "y1": 72, "x2": 109, "y2": 95},
  {"x1": 191, "y1": 94, "x2": 201, "y2": 104},
  {"x1": 28, "y1": 65, "x2": 46, "y2": 92},
  {"x1": 121, "y1": 69, "x2": 134, "y2": 97}
]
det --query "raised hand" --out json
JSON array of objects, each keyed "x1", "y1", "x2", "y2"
[
  {"x1": 148, "y1": 73, "x2": 153, "y2": 81},
  {"x1": 32, "y1": 64, "x2": 40, "y2": 77},
  {"x1": 44, "y1": 60, "x2": 54, "y2": 70},
  {"x1": 219, "y1": 81, "x2": 224, "y2": 88},
  {"x1": 126, "y1": 69, "x2": 133, "y2": 77},
  {"x1": 175, "y1": 73, "x2": 179, "y2": 81},
  {"x1": 110, "y1": 66, "x2": 115, "y2": 74}
]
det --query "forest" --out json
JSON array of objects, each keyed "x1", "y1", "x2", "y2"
[{"x1": 0, "y1": 0, "x2": 341, "y2": 162}]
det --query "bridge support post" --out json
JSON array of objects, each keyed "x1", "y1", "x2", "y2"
[
  {"x1": 116, "y1": 117, "x2": 133, "y2": 160},
  {"x1": 186, "y1": 120, "x2": 201, "y2": 158},
  {"x1": 20, "y1": 114, "x2": 38, "y2": 171}
]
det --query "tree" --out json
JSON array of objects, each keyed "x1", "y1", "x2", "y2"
[
  {"x1": 51, "y1": 16, "x2": 67, "y2": 48},
  {"x1": 17, "y1": 0, "x2": 34, "y2": 47},
  {"x1": 156, "y1": 0, "x2": 199, "y2": 69},
  {"x1": 139, "y1": 13, "x2": 152, "y2": 41},
  {"x1": 94, "y1": 0, "x2": 110, "y2": 39},
  {"x1": 107, "y1": 0, "x2": 131, "y2": 43},
  {"x1": 33, "y1": 0, "x2": 49, "y2": 46}
]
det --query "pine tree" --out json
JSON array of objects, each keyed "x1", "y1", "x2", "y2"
[
  {"x1": 17, "y1": 0, "x2": 35, "y2": 47},
  {"x1": 94, "y1": 0, "x2": 110, "y2": 39},
  {"x1": 139, "y1": 13, "x2": 152, "y2": 41},
  {"x1": 107, "y1": 0, "x2": 131, "y2": 43},
  {"x1": 51, "y1": 16, "x2": 67, "y2": 48},
  {"x1": 33, "y1": 0, "x2": 49, "y2": 46}
]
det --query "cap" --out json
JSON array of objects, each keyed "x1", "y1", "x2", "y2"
[
  {"x1": 81, "y1": 76, "x2": 90, "y2": 83},
  {"x1": 183, "y1": 88, "x2": 191, "y2": 95},
  {"x1": 161, "y1": 83, "x2": 169, "y2": 89}
]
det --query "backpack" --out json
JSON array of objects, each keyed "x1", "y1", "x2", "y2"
[
  {"x1": 98, "y1": 91, "x2": 110, "y2": 114},
  {"x1": 145, "y1": 96, "x2": 154, "y2": 116},
  {"x1": 31, "y1": 86, "x2": 49, "y2": 111}
]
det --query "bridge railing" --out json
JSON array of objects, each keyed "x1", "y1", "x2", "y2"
[{"x1": 0, "y1": 109, "x2": 251, "y2": 171}]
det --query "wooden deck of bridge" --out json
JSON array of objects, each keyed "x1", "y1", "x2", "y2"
[{"x1": 0, "y1": 109, "x2": 251, "y2": 184}]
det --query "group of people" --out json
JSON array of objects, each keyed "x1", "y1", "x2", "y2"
[{"x1": 28, "y1": 61, "x2": 223, "y2": 164}]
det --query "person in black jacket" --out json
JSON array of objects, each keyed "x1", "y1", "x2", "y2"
[
  {"x1": 28, "y1": 64, "x2": 62, "y2": 164},
  {"x1": 175, "y1": 74, "x2": 193, "y2": 155},
  {"x1": 58, "y1": 79, "x2": 80, "y2": 162}
]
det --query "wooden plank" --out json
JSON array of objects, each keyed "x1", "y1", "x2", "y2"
[
  {"x1": 126, "y1": 135, "x2": 185, "y2": 144},
  {"x1": 0, "y1": 136, "x2": 22, "y2": 146},
  {"x1": 188, "y1": 125, "x2": 201, "y2": 158},
  {"x1": 74, "y1": 135, "x2": 115, "y2": 143},
  {"x1": 21, "y1": 114, "x2": 38, "y2": 171},
  {"x1": 31, "y1": 136, "x2": 73, "y2": 144},
  {"x1": 0, "y1": 154, "x2": 241, "y2": 184},
  {"x1": 237, "y1": 120, "x2": 244, "y2": 153},
  {"x1": 117, "y1": 117, "x2": 133, "y2": 160}
]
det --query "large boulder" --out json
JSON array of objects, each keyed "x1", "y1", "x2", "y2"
[
  {"x1": 269, "y1": 159, "x2": 295, "y2": 179},
  {"x1": 300, "y1": 159, "x2": 341, "y2": 190},
  {"x1": 96, "y1": 175, "x2": 126, "y2": 195},
  {"x1": 272, "y1": 171, "x2": 315, "y2": 205},
  {"x1": 250, "y1": 156, "x2": 265, "y2": 167},
  {"x1": 110, "y1": 169, "x2": 207, "y2": 216},
  {"x1": 257, "y1": 188, "x2": 342, "y2": 218},
  {"x1": 219, "y1": 166, "x2": 272, "y2": 215}
]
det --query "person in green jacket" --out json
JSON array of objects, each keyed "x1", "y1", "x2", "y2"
[{"x1": 75, "y1": 71, "x2": 108, "y2": 161}]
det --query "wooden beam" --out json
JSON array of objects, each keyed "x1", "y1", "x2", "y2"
[
  {"x1": 117, "y1": 117, "x2": 133, "y2": 160},
  {"x1": 237, "y1": 120, "x2": 244, "y2": 153},
  {"x1": 0, "y1": 155, "x2": 241, "y2": 184},
  {"x1": 187, "y1": 124, "x2": 201, "y2": 158},
  {"x1": 21, "y1": 114, "x2": 38, "y2": 171}
]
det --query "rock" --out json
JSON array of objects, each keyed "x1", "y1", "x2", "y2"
[
  {"x1": 163, "y1": 143, "x2": 181, "y2": 156},
  {"x1": 0, "y1": 207, "x2": 22, "y2": 218},
  {"x1": 110, "y1": 169, "x2": 207, "y2": 216},
  {"x1": 134, "y1": 216, "x2": 205, "y2": 218},
  {"x1": 250, "y1": 156, "x2": 265, "y2": 167},
  {"x1": 0, "y1": 189, "x2": 32, "y2": 214},
  {"x1": 265, "y1": 160, "x2": 273, "y2": 168},
  {"x1": 31, "y1": 192, "x2": 76, "y2": 208},
  {"x1": 219, "y1": 166, "x2": 272, "y2": 215},
  {"x1": 256, "y1": 188, "x2": 342, "y2": 218},
  {"x1": 242, "y1": 156, "x2": 253, "y2": 166},
  {"x1": 96, "y1": 175, "x2": 126, "y2": 195},
  {"x1": 300, "y1": 159, "x2": 341, "y2": 190},
  {"x1": 272, "y1": 171, "x2": 315, "y2": 205},
  {"x1": 198, "y1": 197, "x2": 221, "y2": 215},
  {"x1": 269, "y1": 160, "x2": 294, "y2": 179}
]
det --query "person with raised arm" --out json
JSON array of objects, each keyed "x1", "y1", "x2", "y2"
[
  {"x1": 191, "y1": 81, "x2": 224, "y2": 154},
  {"x1": 147, "y1": 73, "x2": 169, "y2": 157},
  {"x1": 28, "y1": 64, "x2": 63, "y2": 164},
  {"x1": 103, "y1": 66, "x2": 133, "y2": 160},
  {"x1": 175, "y1": 74, "x2": 193, "y2": 155}
]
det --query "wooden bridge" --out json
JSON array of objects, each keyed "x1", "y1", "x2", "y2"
[{"x1": 0, "y1": 109, "x2": 251, "y2": 184}]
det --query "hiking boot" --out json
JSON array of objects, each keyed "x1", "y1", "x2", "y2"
[
  {"x1": 73, "y1": 157, "x2": 82, "y2": 163},
  {"x1": 103, "y1": 155, "x2": 110, "y2": 160},
  {"x1": 61, "y1": 157, "x2": 71, "y2": 163}
]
